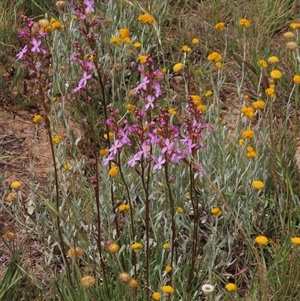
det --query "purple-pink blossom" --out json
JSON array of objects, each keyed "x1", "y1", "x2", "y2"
[{"x1": 31, "y1": 38, "x2": 41, "y2": 53}]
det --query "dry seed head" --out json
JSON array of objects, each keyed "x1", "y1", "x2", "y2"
[
  {"x1": 118, "y1": 272, "x2": 131, "y2": 283},
  {"x1": 286, "y1": 42, "x2": 298, "y2": 50},
  {"x1": 56, "y1": 1, "x2": 67, "y2": 10}
]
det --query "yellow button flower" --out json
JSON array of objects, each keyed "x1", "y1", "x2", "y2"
[
  {"x1": 252, "y1": 100, "x2": 265, "y2": 109},
  {"x1": 283, "y1": 31, "x2": 295, "y2": 39},
  {"x1": 107, "y1": 243, "x2": 120, "y2": 253},
  {"x1": 225, "y1": 283, "x2": 237, "y2": 291},
  {"x1": 163, "y1": 242, "x2": 170, "y2": 249},
  {"x1": 258, "y1": 59, "x2": 267, "y2": 68},
  {"x1": 239, "y1": 18, "x2": 250, "y2": 27},
  {"x1": 255, "y1": 235, "x2": 269, "y2": 245},
  {"x1": 162, "y1": 285, "x2": 174, "y2": 294},
  {"x1": 242, "y1": 129, "x2": 254, "y2": 139},
  {"x1": 293, "y1": 75, "x2": 300, "y2": 84},
  {"x1": 133, "y1": 42, "x2": 141, "y2": 48},
  {"x1": 204, "y1": 90, "x2": 213, "y2": 97},
  {"x1": 119, "y1": 204, "x2": 130, "y2": 212},
  {"x1": 177, "y1": 206, "x2": 183, "y2": 213},
  {"x1": 290, "y1": 22, "x2": 300, "y2": 29},
  {"x1": 119, "y1": 28, "x2": 130, "y2": 38},
  {"x1": 138, "y1": 13, "x2": 154, "y2": 24},
  {"x1": 168, "y1": 108, "x2": 177, "y2": 115},
  {"x1": 252, "y1": 180, "x2": 264, "y2": 190},
  {"x1": 192, "y1": 38, "x2": 199, "y2": 45},
  {"x1": 110, "y1": 36, "x2": 122, "y2": 45},
  {"x1": 215, "y1": 22, "x2": 224, "y2": 31},
  {"x1": 165, "y1": 265, "x2": 172, "y2": 273},
  {"x1": 67, "y1": 246, "x2": 83, "y2": 258},
  {"x1": 152, "y1": 292, "x2": 161, "y2": 300},
  {"x1": 109, "y1": 166, "x2": 118, "y2": 177},
  {"x1": 173, "y1": 63, "x2": 184, "y2": 72},
  {"x1": 291, "y1": 237, "x2": 300, "y2": 245},
  {"x1": 99, "y1": 148, "x2": 108, "y2": 156},
  {"x1": 138, "y1": 55, "x2": 148, "y2": 64},
  {"x1": 52, "y1": 135, "x2": 62, "y2": 144},
  {"x1": 211, "y1": 207, "x2": 222, "y2": 216},
  {"x1": 10, "y1": 180, "x2": 22, "y2": 191},
  {"x1": 241, "y1": 107, "x2": 254, "y2": 118},
  {"x1": 270, "y1": 70, "x2": 282, "y2": 80},
  {"x1": 182, "y1": 45, "x2": 191, "y2": 53},
  {"x1": 131, "y1": 242, "x2": 143, "y2": 250},
  {"x1": 267, "y1": 56, "x2": 279, "y2": 64}
]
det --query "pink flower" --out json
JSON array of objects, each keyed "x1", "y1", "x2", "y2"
[{"x1": 31, "y1": 38, "x2": 41, "y2": 53}]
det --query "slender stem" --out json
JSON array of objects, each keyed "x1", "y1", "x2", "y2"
[
  {"x1": 45, "y1": 116, "x2": 71, "y2": 281},
  {"x1": 164, "y1": 161, "x2": 176, "y2": 283},
  {"x1": 187, "y1": 164, "x2": 198, "y2": 292}
]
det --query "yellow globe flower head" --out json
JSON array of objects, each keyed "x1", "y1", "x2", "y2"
[
  {"x1": 107, "y1": 243, "x2": 120, "y2": 253},
  {"x1": 258, "y1": 59, "x2": 268, "y2": 69},
  {"x1": 52, "y1": 135, "x2": 62, "y2": 144},
  {"x1": 197, "y1": 104, "x2": 207, "y2": 112},
  {"x1": 10, "y1": 180, "x2": 22, "y2": 191},
  {"x1": 239, "y1": 138, "x2": 245, "y2": 146},
  {"x1": 123, "y1": 37, "x2": 131, "y2": 44},
  {"x1": 239, "y1": 18, "x2": 250, "y2": 27},
  {"x1": 196, "y1": 69, "x2": 202, "y2": 75},
  {"x1": 291, "y1": 237, "x2": 300, "y2": 245},
  {"x1": 138, "y1": 55, "x2": 148, "y2": 64},
  {"x1": 62, "y1": 163, "x2": 71, "y2": 170},
  {"x1": 290, "y1": 22, "x2": 300, "y2": 30},
  {"x1": 165, "y1": 265, "x2": 172, "y2": 273},
  {"x1": 131, "y1": 242, "x2": 143, "y2": 250},
  {"x1": 246, "y1": 146, "x2": 257, "y2": 158},
  {"x1": 270, "y1": 69, "x2": 282, "y2": 80},
  {"x1": 81, "y1": 276, "x2": 96, "y2": 288},
  {"x1": 173, "y1": 62, "x2": 184, "y2": 72},
  {"x1": 252, "y1": 180, "x2": 264, "y2": 190},
  {"x1": 67, "y1": 246, "x2": 83, "y2": 258},
  {"x1": 205, "y1": 90, "x2": 213, "y2": 97},
  {"x1": 190, "y1": 94, "x2": 201, "y2": 105},
  {"x1": 109, "y1": 166, "x2": 118, "y2": 177},
  {"x1": 241, "y1": 107, "x2": 255, "y2": 118},
  {"x1": 283, "y1": 31, "x2": 295, "y2": 39},
  {"x1": 215, "y1": 62, "x2": 222, "y2": 69},
  {"x1": 252, "y1": 100, "x2": 265, "y2": 110},
  {"x1": 119, "y1": 204, "x2": 130, "y2": 212},
  {"x1": 293, "y1": 75, "x2": 300, "y2": 84},
  {"x1": 163, "y1": 242, "x2": 170, "y2": 249},
  {"x1": 138, "y1": 13, "x2": 154, "y2": 24},
  {"x1": 52, "y1": 21, "x2": 63, "y2": 30},
  {"x1": 211, "y1": 207, "x2": 222, "y2": 216},
  {"x1": 225, "y1": 283, "x2": 237, "y2": 292},
  {"x1": 207, "y1": 51, "x2": 222, "y2": 62},
  {"x1": 242, "y1": 129, "x2": 254, "y2": 139},
  {"x1": 110, "y1": 36, "x2": 122, "y2": 45},
  {"x1": 104, "y1": 132, "x2": 114, "y2": 139},
  {"x1": 182, "y1": 45, "x2": 191, "y2": 53},
  {"x1": 5, "y1": 192, "x2": 17, "y2": 203},
  {"x1": 168, "y1": 108, "x2": 177, "y2": 115},
  {"x1": 127, "y1": 278, "x2": 138, "y2": 288},
  {"x1": 133, "y1": 41, "x2": 141, "y2": 48},
  {"x1": 118, "y1": 272, "x2": 131, "y2": 283},
  {"x1": 192, "y1": 38, "x2": 199, "y2": 45},
  {"x1": 119, "y1": 28, "x2": 130, "y2": 38},
  {"x1": 268, "y1": 56, "x2": 279, "y2": 64},
  {"x1": 177, "y1": 206, "x2": 183, "y2": 213},
  {"x1": 162, "y1": 285, "x2": 174, "y2": 294},
  {"x1": 215, "y1": 22, "x2": 224, "y2": 31},
  {"x1": 32, "y1": 114, "x2": 42, "y2": 123},
  {"x1": 265, "y1": 87, "x2": 275, "y2": 98},
  {"x1": 152, "y1": 292, "x2": 161, "y2": 300},
  {"x1": 99, "y1": 148, "x2": 108, "y2": 156},
  {"x1": 255, "y1": 235, "x2": 269, "y2": 245}
]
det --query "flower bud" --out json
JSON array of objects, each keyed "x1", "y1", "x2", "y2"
[{"x1": 56, "y1": 1, "x2": 66, "y2": 10}]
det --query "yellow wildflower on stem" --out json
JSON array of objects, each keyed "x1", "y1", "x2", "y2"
[
  {"x1": 182, "y1": 45, "x2": 191, "y2": 53},
  {"x1": 255, "y1": 235, "x2": 269, "y2": 245},
  {"x1": 138, "y1": 13, "x2": 154, "y2": 24},
  {"x1": 293, "y1": 75, "x2": 300, "y2": 84},
  {"x1": 131, "y1": 242, "x2": 143, "y2": 250},
  {"x1": 215, "y1": 22, "x2": 224, "y2": 31},
  {"x1": 291, "y1": 237, "x2": 300, "y2": 245},
  {"x1": 32, "y1": 114, "x2": 42, "y2": 123},
  {"x1": 192, "y1": 38, "x2": 199, "y2": 45},
  {"x1": 119, "y1": 28, "x2": 130, "y2": 38},
  {"x1": 270, "y1": 70, "x2": 282, "y2": 80},
  {"x1": 211, "y1": 207, "x2": 222, "y2": 216},
  {"x1": 162, "y1": 285, "x2": 174, "y2": 294},
  {"x1": 99, "y1": 148, "x2": 108, "y2": 156},
  {"x1": 10, "y1": 180, "x2": 22, "y2": 191},
  {"x1": 127, "y1": 278, "x2": 138, "y2": 288},
  {"x1": 242, "y1": 129, "x2": 254, "y2": 139},
  {"x1": 119, "y1": 204, "x2": 130, "y2": 212},
  {"x1": 138, "y1": 55, "x2": 148, "y2": 64},
  {"x1": 107, "y1": 243, "x2": 120, "y2": 253},
  {"x1": 152, "y1": 292, "x2": 161, "y2": 300},
  {"x1": 52, "y1": 135, "x2": 62, "y2": 144},
  {"x1": 177, "y1": 206, "x2": 183, "y2": 213},
  {"x1": 67, "y1": 246, "x2": 83, "y2": 258},
  {"x1": 252, "y1": 100, "x2": 265, "y2": 109},
  {"x1": 225, "y1": 283, "x2": 237, "y2": 291},
  {"x1": 268, "y1": 56, "x2": 279, "y2": 64},
  {"x1": 241, "y1": 107, "x2": 254, "y2": 118},
  {"x1": 163, "y1": 242, "x2": 170, "y2": 249},
  {"x1": 133, "y1": 42, "x2": 141, "y2": 48},
  {"x1": 109, "y1": 166, "x2": 118, "y2": 177},
  {"x1": 258, "y1": 59, "x2": 267, "y2": 69},
  {"x1": 252, "y1": 180, "x2": 264, "y2": 190},
  {"x1": 110, "y1": 36, "x2": 122, "y2": 45},
  {"x1": 239, "y1": 18, "x2": 250, "y2": 27},
  {"x1": 173, "y1": 63, "x2": 184, "y2": 72}
]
